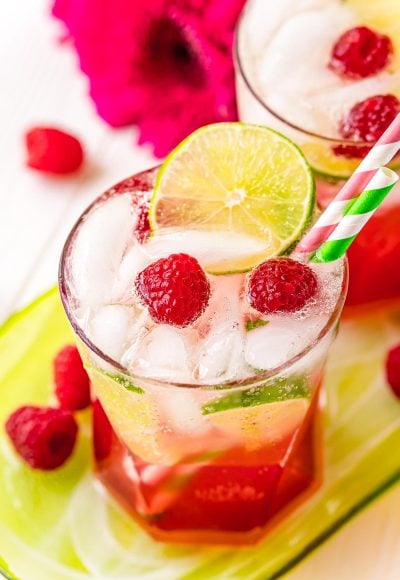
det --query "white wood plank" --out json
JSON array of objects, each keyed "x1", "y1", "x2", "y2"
[{"x1": 0, "y1": 0, "x2": 155, "y2": 320}]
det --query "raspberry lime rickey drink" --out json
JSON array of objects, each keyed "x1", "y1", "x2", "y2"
[
  {"x1": 235, "y1": 0, "x2": 400, "y2": 199},
  {"x1": 60, "y1": 124, "x2": 347, "y2": 545}
]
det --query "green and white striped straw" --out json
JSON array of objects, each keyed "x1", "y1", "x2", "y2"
[{"x1": 312, "y1": 167, "x2": 399, "y2": 263}]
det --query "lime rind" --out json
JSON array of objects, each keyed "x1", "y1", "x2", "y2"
[
  {"x1": 202, "y1": 376, "x2": 310, "y2": 415},
  {"x1": 150, "y1": 123, "x2": 315, "y2": 273},
  {"x1": 85, "y1": 365, "x2": 144, "y2": 394}
]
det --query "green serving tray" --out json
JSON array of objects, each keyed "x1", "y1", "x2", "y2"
[{"x1": 0, "y1": 289, "x2": 399, "y2": 580}]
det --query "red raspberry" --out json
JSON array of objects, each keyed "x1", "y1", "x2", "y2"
[
  {"x1": 334, "y1": 95, "x2": 400, "y2": 159},
  {"x1": 5, "y1": 406, "x2": 78, "y2": 470},
  {"x1": 329, "y1": 26, "x2": 393, "y2": 79},
  {"x1": 135, "y1": 253, "x2": 210, "y2": 327},
  {"x1": 54, "y1": 345, "x2": 91, "y2": 410},
  {"x1": 385, "y1": 345, "x2": 400, "y2": 399},
  {"x1": 134, "y1": 202, "x2": 150, "y2": 244},
  {"x1": 25, "y1": 127, "x2": 84, "y2": 174},
  {"x1": 248, "y1": 258, "x2": 318, "y2": 314},
  {"x1": 340, "y1": 94, "x2": 400, "y2": 143},
  {"x1": 92, "y1": 399, "x2": 114, "y2": 461},
  {"x1": 331, "y1": 144, "x2": 373, "y2": 160}
]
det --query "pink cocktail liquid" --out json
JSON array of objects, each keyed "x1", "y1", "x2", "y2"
[{"x1": 92, "y1": 383, "x2": 321, "y2": 545}]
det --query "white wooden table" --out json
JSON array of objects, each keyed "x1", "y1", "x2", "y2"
[{"x1": 1, "y1": 2, "x2": 400, "y2": 578}]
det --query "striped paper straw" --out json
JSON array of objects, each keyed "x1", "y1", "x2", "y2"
[
  {"x1": 297, "y1": 112, "x2": 400, "y2": 254},
  {"x1": 312, "y1": 167, "x2": 399, "y2": 263}
]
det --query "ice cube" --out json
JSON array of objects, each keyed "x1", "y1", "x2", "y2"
[
  {"x1": 88, "y1": 304, "x2": 135, "y2": 361},
  {"x1": 111, "y1": 243, "x2": 149, "y2": 303},
  {"x1": 196, "y1": 275, "x2": 249, "y2": 382},
  {"x1": 71, "y1": 194, "x2": 133, "y2": 309},
  {"x1": 130, "y1": 325, "x2": 195, "y2": 383},
  {"x1": 160, "y1": 390, "x2": 210, "y2": 435},
  {"x1": 244, "y1": 315, "x2": 326, "y2": 371},
  {"x1": 197, "y1": 324, "x2": 241, "y2": 382}
]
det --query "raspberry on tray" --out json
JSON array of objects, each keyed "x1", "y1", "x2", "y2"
[
  {"x1": 54, "y1": 345, "x2": 91, "y2": 410},
  {"x1": 5, "y1": 406, "x2": 78, "y2": 470}
]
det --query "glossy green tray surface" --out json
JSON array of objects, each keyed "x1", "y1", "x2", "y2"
[{"x1": 0, "y1": 289, "x2": 399, "y2": 580}]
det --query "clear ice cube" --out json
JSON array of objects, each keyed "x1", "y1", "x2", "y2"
[
  {"x1": 196, "y1": 276, "x2": 249, "y2": 383},
  {"x1": 88, "y1": 304, "x2": 136, "y2": 361},
  {"x1": 111, "y1": 243, "x2": 148, "y2": 303},
  {"x1": 130, "y1": 325, "x2": 195, "y2": 383},
  {"x1": 244, "y1": 315, "x2": 326, "y2": 371},
  {"x1": 71, "y1": 194, "x2": 133, "y2": 310}
]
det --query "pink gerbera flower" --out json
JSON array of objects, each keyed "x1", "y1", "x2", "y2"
[{"x1": 52, "y1": 0, "x2": 246, "y2": 157}]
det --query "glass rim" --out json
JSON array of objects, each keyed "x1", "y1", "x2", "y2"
[
  {"x1": 59, "y1": 168, "x2": 349, "y2": 393},
  {"x1": 234, "y1": 3, "x2": 374, "y2": 147}
]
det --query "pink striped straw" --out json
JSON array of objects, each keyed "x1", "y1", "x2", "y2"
[{"x1": 297, "y1": 112, "x2": 400, "y2": 254}]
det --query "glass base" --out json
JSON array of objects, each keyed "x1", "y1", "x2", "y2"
[{"x1": 92, "y1": 396, "x2": 322, "y2": 546}]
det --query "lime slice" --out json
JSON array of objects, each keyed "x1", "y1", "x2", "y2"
[
  {"x1": 87, "y1": 366, "x2": 175, "y2": 465},
  {"x1": 202, "y1": 376, "x2": 309, "y2": 415},
  {"x1": 303, "y1": 142, "x2": 400, "y2": 181},
  {"x1": 203, "y1": 377, "x2": 310, "y2": 451},
  {"x1": 150, "y1": 123, "x2": 315, "y2": 273},
  {"x1": 209, "y1": 398, "x2": 309, "y2": 451}
]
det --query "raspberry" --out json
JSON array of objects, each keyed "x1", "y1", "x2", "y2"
[
  {"x1": 134, "y1": 202, "x2": 150, "y2": 244},
  {"x1": 340, "y1": 95, "x2": 400, "y2": 143},
  {"x1": 54, "y1": 345, "x2": 91, "y2": 410},
  {"x1": 25, "y1": 127, "x2": 84, "y2": 174},
  {"x1": 5, "y1": 406, "x2": 78, "y2": 470},
  {"x1": 135, "y1": 253, "x2": 210, "y2": 327},
  {"x1": 334, "y1": 95, "x2": 400, "y2": 159},
  {"x1": 331, "y1": 144, "x2": 373, "y2": 160},
  {"x1": 329, "y1": 26, "x2": 393, "y2": 79},
  {"x1": 92, "y1": 399, "x2": 114, "y2": 461},
  {"x1": 248, "y1": 258, "x2": 318, "y2": 314},
  {"x1": 385, "y1": 345, "x2": 400, "y2": 399}
]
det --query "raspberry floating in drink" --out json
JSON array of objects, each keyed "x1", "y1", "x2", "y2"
[
  {"x1": 328, "y1": 26, "x2": 393, "y2": 80},
  {"x1": 340, "y1": 94, "x2": 400, "y2": 143},
  {"x1": 135, "y1": 253, "x2": 211, "y2": 327},
  {"x1": 134, "y1": 202, "x2": 151, "y2": 244},
  {"x1": 247, "y1": 258, "x2": 318, "y2": 314},
  {"x1": 333, "y1": 94, "x2": 400, "y2": 159}
]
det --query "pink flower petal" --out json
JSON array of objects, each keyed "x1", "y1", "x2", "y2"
[{"x1": 53, "y1": 0, "x2": 247, "y2": 157}]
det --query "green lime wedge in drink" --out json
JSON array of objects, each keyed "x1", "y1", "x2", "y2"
[
  {"x1": 150, "y1": 123, "x2": 315, "y2": 273},
  {"x1": 202, "y1": 377, "x2": 310, "y2": 451},
  {"x1": 202, "y1": 376, "x2": 309, "y2": 415}
]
